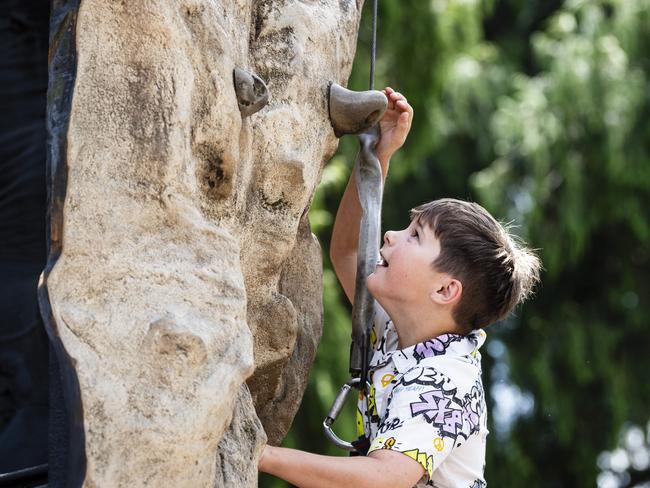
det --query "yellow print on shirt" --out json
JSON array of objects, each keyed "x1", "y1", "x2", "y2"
[
  {"x1": 369, "y1": 436, "x2": 396, "y2": 451},
  {"x1": 383, "y1": 437, "x2": 396, "y2": 449},
  {"x1": 403, "y1": 448, "x2": 434, "y2": 481},
  {"x1": 356, "y1": 406, "x2": 365, "y2": 438},
  {"x1": 381, "y1": 373, "x2": 395, "y2": 388},
  {"x1": 367, "y1": 384, "x2": 378, "y2": 418},
  {"x1": 370, "y1": 326, "x2": 378, "y2": 348},
  {"x1": 433, "y1": 437, "x2": 445, "y2": 452}
]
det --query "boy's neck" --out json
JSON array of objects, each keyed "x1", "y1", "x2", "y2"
[{"x1": 382, "y1": 301, "x2": 460, "y2": 349}]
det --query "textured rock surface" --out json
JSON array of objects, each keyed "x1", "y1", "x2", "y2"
[{"x1": 44, "y1": 0, "x2": 362, "y2": 486}]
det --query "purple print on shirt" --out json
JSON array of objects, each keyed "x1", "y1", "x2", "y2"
[
  {"x1": 409, "y1": 381, "x2": 485, "y2": 442},
  {"x1": 413, "y1": 334, "x2": 463, "y2": 361},
  {"x1": 410, "y1": 389, "x2": 463, "y2": 437}
]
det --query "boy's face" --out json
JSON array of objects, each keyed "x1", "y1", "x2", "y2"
[{"x1": 367, "y1": 218, "x2": 444, "y2": 307}]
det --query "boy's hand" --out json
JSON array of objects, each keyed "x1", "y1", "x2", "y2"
[{"x1": 375, "y1": 87, "x2": 413, "y2": 169}]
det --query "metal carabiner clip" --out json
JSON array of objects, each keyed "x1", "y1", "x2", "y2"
[{"x1": 322, "y1": 377, "x2": 369, "y2": 451}]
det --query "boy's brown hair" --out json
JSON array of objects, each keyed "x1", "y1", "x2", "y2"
[{"x1": 411, "y1": 198, "x2": 541, "y2": 332}]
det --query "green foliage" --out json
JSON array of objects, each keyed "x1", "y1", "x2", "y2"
[
  {"x1": 262, "y1": 1, "x2": 650, "y2": 487},
  {"x1": 473, "y1": 2, "x2": 650, "y2": 486}
]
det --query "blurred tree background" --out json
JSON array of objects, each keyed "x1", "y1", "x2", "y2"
[{"x1": 261, "y1": 0, "x2": 650, "y2": 486}]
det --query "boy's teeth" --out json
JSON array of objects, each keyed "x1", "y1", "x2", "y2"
[{"x1": 376, "y1": 258, "x2": 387, "y2": 267}]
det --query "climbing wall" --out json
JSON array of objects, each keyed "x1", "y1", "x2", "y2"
[{"x1": 44, "y1": 0, "x2": 363, "y2": 486}]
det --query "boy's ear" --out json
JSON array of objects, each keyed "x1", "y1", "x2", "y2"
[{"x1": 430, "y1": 277, "x2": 462, "y2": 306}]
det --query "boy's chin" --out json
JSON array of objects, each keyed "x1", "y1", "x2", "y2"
[{"x1": 365, "y1": 274, "x2": 380, "y2": 299}]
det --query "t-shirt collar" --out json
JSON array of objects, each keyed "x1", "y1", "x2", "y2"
[{"x1": 374, "y1": 328, "x2": 486, "y2": 374}]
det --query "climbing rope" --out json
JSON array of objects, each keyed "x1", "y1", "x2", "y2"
[{"x1": 369, "y1": 0, "x2": 378, "y2": 91}]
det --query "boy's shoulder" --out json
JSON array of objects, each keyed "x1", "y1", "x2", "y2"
[
  {"x1": 371, "y1": 302, "x2": 485, "y2": 389},
  {"x1": 390, "y1": 328, "x2": 485, "y2": 366},
  {"x1": 388, "y1": 328, "x2": 486, "y2": 399},
  {"x1": 393, "y1": 360, "x2": 483, "y2": 399}
]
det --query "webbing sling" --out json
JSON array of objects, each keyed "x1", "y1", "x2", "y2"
[{"x1": 323, "y1": 0, "x2": 383, "y2": 453}]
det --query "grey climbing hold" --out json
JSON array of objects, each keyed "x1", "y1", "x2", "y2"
[
  {"x1": 233, "y1": 68, "x2": 269, "y2": 117},
  {"x1": 328, "y1": 83, "x2": 387, "y2": 137}
]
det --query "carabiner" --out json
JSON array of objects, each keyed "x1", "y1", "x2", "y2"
[{"x1": 322, "y1": 378, "x2": 363, "y2": 451}]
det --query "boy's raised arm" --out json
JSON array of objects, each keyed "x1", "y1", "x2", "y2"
[
  {"x1": 330, "y1": 87, "x2": 413, "y2": 304},
  {"x1": 329, "y1": 163, "x2": 365, "y2": 303}
]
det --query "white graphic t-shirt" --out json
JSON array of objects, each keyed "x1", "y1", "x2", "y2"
[{"x1": 357, "y1": 304, "x2": 488, "y2": 488}]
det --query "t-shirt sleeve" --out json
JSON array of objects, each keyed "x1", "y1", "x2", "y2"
[{"x1": 367, "y1": 367, "x2": 478, "y2": 482}]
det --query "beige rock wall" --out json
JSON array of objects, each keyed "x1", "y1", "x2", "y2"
[{"x1": 45, "y1": 0, "x2": 362, "y2": 486}]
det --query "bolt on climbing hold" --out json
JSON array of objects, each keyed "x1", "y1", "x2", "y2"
[
  {"x1": 233, "y1": 68, "x2": 269, "y2": 117},
  {"x1": 328, "y1": 83, "x2": 388, "y2": 137}
]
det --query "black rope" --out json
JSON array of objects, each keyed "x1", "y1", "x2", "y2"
[
  {"x1": 369, "y1": 0, "x2": 378, "y2": 90},
  {"x1": 0, "y1": 463, "x2": 48, "y2": 487}
]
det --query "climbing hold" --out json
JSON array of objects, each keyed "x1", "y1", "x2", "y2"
[
  {"x1": 145, "y1": 317, "x2": 208, "y2": 369},
  {"x1": 233, "y1": 68, "x2": 269, "y2": 117},
  {"x1": 328, "y1": 83, "x2": 387, "y2": 137}
]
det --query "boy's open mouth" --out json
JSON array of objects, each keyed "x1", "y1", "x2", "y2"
[{"x1": 376, "y1": 253, "x2": 388, "y2": 267}]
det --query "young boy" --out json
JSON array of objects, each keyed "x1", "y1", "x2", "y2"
[{"x1": 258, "y1": 88, "x2": 541, "y2": 487}]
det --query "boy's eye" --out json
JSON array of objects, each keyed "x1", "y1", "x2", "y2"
[{"x1": 411, "y1": 230, "x2": 419, "y2": 239}]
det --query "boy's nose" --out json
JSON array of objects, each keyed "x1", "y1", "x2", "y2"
[{"x1": 383, "y1": 230, "x2": 395, "y2": 245}]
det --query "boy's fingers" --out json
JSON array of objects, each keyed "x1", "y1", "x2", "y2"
[
  {"x1": 398, "y1": 98, "x2": 413, "y2": 111},
  {"x1": 383, "y1": 88, "x2": 413, "y2": 121},
  {"x1": 395, "y1": 99, "x2": 413, "y2": 117},
  {"x1": 386, "y1": 99, "x2": 394, "y2": 111},
  {"x1": 384, "y1": 87, "x2": 393, "y2": 106},
  {"x1": 397, "y1": 111, "x2": 410, "y2": 128}
]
